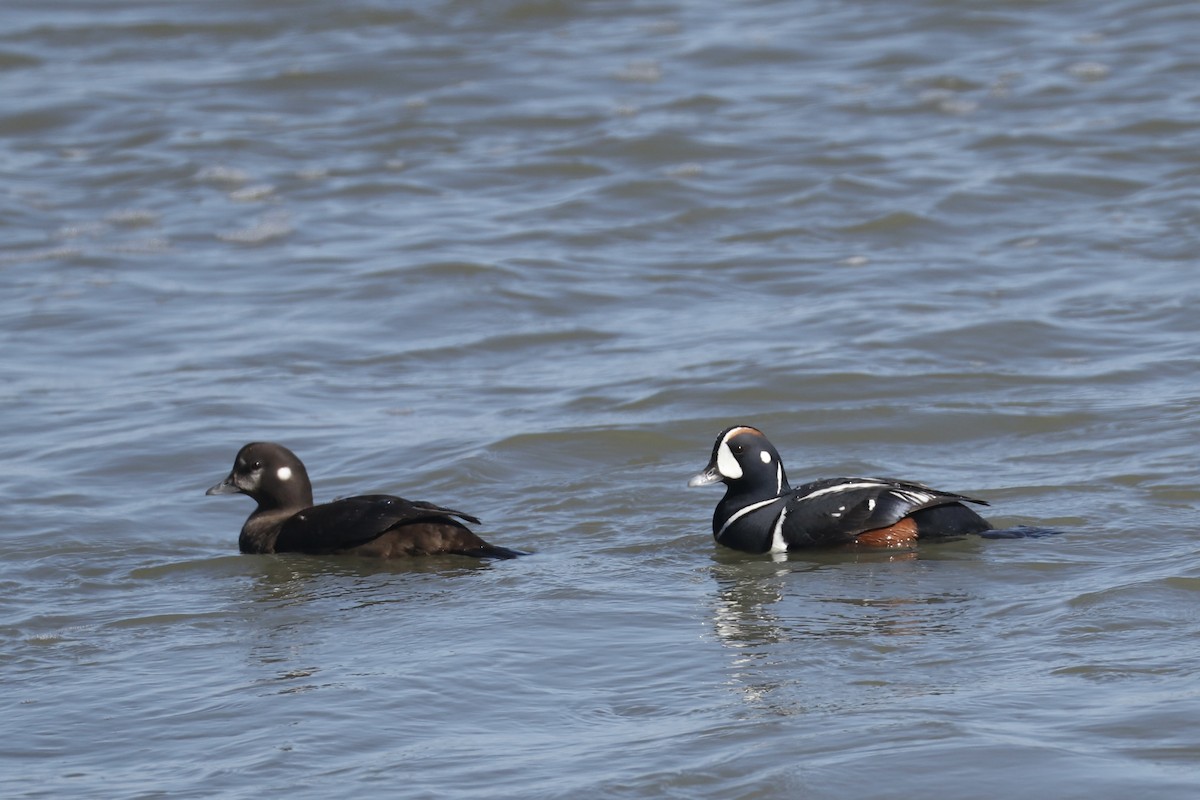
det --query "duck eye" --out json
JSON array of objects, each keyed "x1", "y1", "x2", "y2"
[{"x1": 251, "y1": 460, "x2": 262, "y2": 470}]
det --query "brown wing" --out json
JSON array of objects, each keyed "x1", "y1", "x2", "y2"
[{"x1": 274, "y1": 494, "x2": 481, "y2": 554}]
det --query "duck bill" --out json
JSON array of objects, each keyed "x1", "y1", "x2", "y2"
[
  {"x1": 687, "y1": 465, "x2": 723, "y2": 488},
  {"x1": 206, "y1": 475, "x2": 240, "y2": 496}
]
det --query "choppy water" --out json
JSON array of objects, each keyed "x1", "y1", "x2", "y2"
[{"x1": 3, "y1": 0, "x2": 1200, "y2": 797}]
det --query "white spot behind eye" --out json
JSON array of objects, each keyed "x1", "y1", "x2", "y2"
[
  {"x1": 760, "y1": 450, "x2": 772, "y2": 464},
  {"x1": 277, "y1": 467, "x2": 292, "y2": 481},
  {"x1": 716, "y1": 441, "x2": 743, "y2": 480}
]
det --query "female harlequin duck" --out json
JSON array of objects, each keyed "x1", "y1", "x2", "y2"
[
  {"x1": 207, "y1": 442, "x2": 524, "y2": 559},
  {"x1": 688, "y1": 425, "x2": 992, "y2": 553}
]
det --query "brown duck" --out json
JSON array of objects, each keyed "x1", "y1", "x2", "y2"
[{"x1": 207, "y1": 442, "x2": 523, "y2": 559}]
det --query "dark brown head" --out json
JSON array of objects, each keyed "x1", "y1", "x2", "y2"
[{"x1": 206, "y1": 442, "x2": 314, "y2": 512}]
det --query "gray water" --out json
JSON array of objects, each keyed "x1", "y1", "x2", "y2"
[{"x1": 3, "y1": 1, "x2": 1200, "y2": 797}]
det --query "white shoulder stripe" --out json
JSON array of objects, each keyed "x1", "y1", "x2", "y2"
[
  {"x1": 769, "y1": 507, "x2": 788, "y2": 553},
  {"x1": 889, "y1": 488, "x2": 938, "y2": 506},
  {"x1": 793, "y1": 480, "x2": 888, "y2": 502}
]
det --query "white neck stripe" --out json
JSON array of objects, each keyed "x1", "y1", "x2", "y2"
[{"x1": 716, "y1": 497, "x2": 782, "y2": 540}]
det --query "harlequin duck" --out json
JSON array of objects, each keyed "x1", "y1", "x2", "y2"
[
  {"x1": 207, "y1": 442, "x2": 524, "y2": 559},
  {"x1": 688, "y1": 425, "x2": 993, "y2": 553}
]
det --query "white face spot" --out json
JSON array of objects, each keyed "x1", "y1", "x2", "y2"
[
  {"x1": 716, "y1": 441, "x2": 743, "y2": 480},
  {"x1": 760, "y1": 450, "x2": 772, "y2": 464},
  {"x1": 276, "y1": 466, "x2": 292, "y2": 481}
]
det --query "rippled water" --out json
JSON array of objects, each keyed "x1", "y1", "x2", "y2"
[{"x1": 3, "y1": 1, "x2": 1200, "y2": 797}]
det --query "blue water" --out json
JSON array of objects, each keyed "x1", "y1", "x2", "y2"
[{"x1": 3, "y1": 1, "x2": 1200, "y2": 797}]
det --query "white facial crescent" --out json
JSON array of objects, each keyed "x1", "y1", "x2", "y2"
[{"x1": 716, "y1": 441, "x2": 742, "y2": 479}]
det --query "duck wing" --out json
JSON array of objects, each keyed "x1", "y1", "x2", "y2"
[
  {"x1": 781, "y1": 477, "x2": 988, "y2": 546},
  {"x1": 274, "y1": 494, "x2": 481, "y2": 554}
]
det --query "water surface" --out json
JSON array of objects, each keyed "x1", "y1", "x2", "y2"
[{"x1": 3, "y1": 1, "x2": 1200, "y2": 797}]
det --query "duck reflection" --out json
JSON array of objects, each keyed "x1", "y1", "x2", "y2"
[
  {"x1": 242, "y1": 553, "x2": 490, "y2": 608},
  {"x1": 708, "y1": 547, "x2": 973, "y2": 712},
  {"x1": 232, "y1": 554, "x2": 492, "y2": 692}
]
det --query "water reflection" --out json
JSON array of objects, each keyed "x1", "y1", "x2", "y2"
[
  {"x1": 239, "y1": 553, "x2": 491, "y2": 608},
  {"x1": 707, "y1": 550, "x2": 974, "y2": 713},
  {"x1": 229, "y1": 554, "x2": 494, "y2": 693}
]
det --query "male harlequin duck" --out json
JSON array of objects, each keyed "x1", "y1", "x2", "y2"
[
  {"x1": 688, "y1": 425, "x2": 993, "y2": 553},
  {"x1": 207, "y1": 442, "x2": 524, "y2": 559}
]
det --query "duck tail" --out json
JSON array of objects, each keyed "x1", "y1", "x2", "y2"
[{"x1": 464, "y1": 544, "x2": 528, "y2": 560}]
